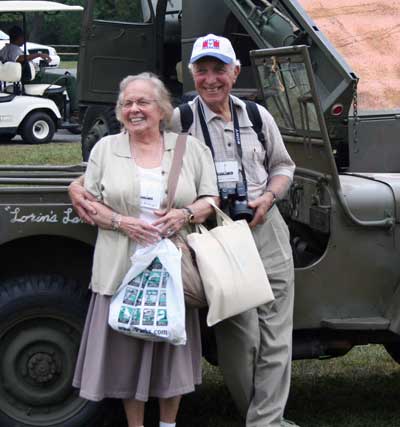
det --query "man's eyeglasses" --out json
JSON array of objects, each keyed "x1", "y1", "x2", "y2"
[{"x1": 120, "y1": 98, "x2": 158, "y2": 109}]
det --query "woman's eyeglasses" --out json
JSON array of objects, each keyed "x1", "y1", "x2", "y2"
[{"x1": 120, "y1": 98, "x2": 158, "y2": 109}]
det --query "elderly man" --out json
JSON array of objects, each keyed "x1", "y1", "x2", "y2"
[
  {"x1": 69, "y1": 34, "x2": 297, "y2": 427},
  {"x1": 172, "y1": 34, "x2": 297, "y2": 427}
]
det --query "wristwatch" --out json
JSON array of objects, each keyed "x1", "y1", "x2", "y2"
[{"x1": 182, "y1": 207, "x2": 195, "y2": 224}]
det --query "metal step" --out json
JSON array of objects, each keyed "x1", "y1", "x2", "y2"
[{"x1": 321, "y1": 317, "x2": 390, "y2": 330}]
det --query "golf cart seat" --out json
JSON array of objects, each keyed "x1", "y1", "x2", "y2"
[
  {"x1": 0, "y1": 61, "x2": 21, "y2": 102},
  {"x1": 23, "y1": 83, "x2": 64, "y2": 96},
  {"x1": 3, "y1": 61, "x2": 63, "y2": 96}
]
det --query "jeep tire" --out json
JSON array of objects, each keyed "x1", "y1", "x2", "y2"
[
  {"x1": 0, "y1": 274, "x2": 105, "y2": 427},
  {"x1": 81, "y1": 106, "x2": 120, "y2": 161}
]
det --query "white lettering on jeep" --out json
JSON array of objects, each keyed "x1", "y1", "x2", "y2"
[{"x1": 4, "y1": 206, "x2": 83, "y2": 224}]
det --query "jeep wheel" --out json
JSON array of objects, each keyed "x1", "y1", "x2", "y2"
[
  {"x1": 384, "y1": 343, "x2": 400, "y2": 364},
  {"x1": 81, "y1": 106, "x2": 120, "y2": 161},
  {"x1": 0, "y1": 274, "x2": 104, "y2": 427},
  {"x1": 21, "y1": 112, "x2": 55, "y2": 144}
]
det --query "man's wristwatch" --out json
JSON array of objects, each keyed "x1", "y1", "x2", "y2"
[{"x1": 182, "y1": 207, "x2": 195, "y2": 224}]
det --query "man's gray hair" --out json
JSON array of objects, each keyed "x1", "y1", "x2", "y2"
[
  {"x1": 188, "y1": 59, "x2": 241, "y2": 73},
  {"x1": 115, "y1": 73, "x2": 173, "y2": 131}
]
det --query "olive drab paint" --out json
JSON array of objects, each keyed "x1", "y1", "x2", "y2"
[{"x1": 1, "y1": 1, "x2": 400, "y2": 427}]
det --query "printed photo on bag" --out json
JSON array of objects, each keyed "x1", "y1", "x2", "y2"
[
  {"x1": 157, "y1": 309, "x2": 168, "y2": 326},
  {"x1": 123, "y1": 287, "x2": 138, "y2": 305},
  {"x1": 158, "y1": 290, "x2": 167, "y2": 306},
  {"x1": 131, "y1": 273, "x2": 143, "y2": 287},
  {"x1": 143, "y1": 308, "x2": 155, "y2": 325},
  {"x1": 145, "y1": 289, "x2": 158, "y2": 306},
  {"x1": 148, "y1": 271, "x2": 162, "y2": 287},
  {"x1": 118, "y1": 306, "x2": 133, "y2": 324},
  {"x1": 136, "y1": 290, "x2": 144, "y2": 305},
  {"x1": 131, "y1": 308, "x2": 141, "y2": 326}
]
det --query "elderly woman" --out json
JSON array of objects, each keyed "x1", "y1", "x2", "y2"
[{"x1": 72, "y1": 73, "x2": 218, "y2": 427}]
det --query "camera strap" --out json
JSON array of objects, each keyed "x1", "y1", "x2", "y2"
[{"x1": 197, "y1": 97, "x2": 248, "y2": 188}]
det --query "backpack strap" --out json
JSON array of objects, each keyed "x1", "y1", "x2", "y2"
[
  {"x1": 178, "y1": 103, "x2": 194, "y2": 134},
  {"x1": 244, "y1": 100, "x2": 266, "y2": 150}
]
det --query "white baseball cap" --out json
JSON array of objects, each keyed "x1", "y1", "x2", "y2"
[{"x1": 190, "y1": 34, "x2": 237, "y2": 64}]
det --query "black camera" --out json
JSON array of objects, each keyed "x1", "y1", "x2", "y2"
[{"x1": 220, "y1": 182, "x2": 254, "y2": 222}]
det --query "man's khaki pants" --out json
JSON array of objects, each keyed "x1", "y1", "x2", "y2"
[{"x1": 214, "y1": 206, "x2": 294, "y2": 427}]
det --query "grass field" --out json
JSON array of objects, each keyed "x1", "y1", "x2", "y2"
[
  {"x1": 60, "y1": 60, "x2": 77, "y2": 69},
  {"x1": 0, "y1": 141, "x2": 82, "y2": 165},
  {"x1": 2, "y1": 144, "x2": 399, "y2": 427},
  {"x1": 133, "y1": 345, "x2": 399, "y2": 427}
]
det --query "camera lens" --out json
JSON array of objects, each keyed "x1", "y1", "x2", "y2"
[{"x1": 230, "y1": 201, "x2": 254, "y2": 222}]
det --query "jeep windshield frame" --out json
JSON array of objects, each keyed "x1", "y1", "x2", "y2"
[
  {"x1": 250, "y1": 45, "x2": 338, "y2": 176},
  {"x1": 250, "y1": 45, "x2": 395, "y2": 229}
]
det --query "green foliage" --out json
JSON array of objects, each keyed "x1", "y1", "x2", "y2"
[
  {"x1": 0, "y1": 1, "x2": 84, "y2": 45},
  {"x1": 93, "y1": 0, "x2": 143, "y2": 22},
  {"x1": 0, "y1": 0, "x2": 144, "y2": 46}
]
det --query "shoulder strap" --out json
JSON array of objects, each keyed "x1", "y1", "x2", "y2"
[
  {"x1": 166, "y1": 133, "x2": 188, "y2": 211},
  {"x1": 244, "y1": 100, "x2": 266, "y2": 149},
  {"x1": 178, "y1": 103, "x2": 194, "y2": 133}
]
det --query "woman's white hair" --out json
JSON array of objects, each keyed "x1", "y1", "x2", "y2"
[{"x1": 115, "y1": 72, "x2": 173, "y2": 131}]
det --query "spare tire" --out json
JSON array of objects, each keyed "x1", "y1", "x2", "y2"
[{"x1": 0, "y1": 274, "x2": 107, "y2": 427}]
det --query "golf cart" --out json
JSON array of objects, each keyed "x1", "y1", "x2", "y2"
[{"x1": 0, "y1": 1, "x2": 83, "y2": 144}]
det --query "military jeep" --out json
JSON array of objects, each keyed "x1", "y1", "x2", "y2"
[{"x1": 1, "y1": 1, "x2": 400, "y2": 427}]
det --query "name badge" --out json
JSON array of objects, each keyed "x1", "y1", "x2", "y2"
[
  {"x1": 140, "y1": 175, "x2": 163, "y2": 210},
  {"x1": 215, "y1": 161, "x2": 239, "y2": 183}
]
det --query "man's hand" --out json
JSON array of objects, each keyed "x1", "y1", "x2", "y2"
[
  {"x1": 248, "y1": 191, "x2": 275, "y2": 229},
  {"x1": 68, "y1": 181, "x2": 97, "y2": 225},
  {"x1": 40, "y1": 53, "x2": 51, "y2": 63}
]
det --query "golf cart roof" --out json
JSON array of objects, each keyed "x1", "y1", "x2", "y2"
[{"x1": 0, "y1": 1, "x2": 83, "y2": 13}]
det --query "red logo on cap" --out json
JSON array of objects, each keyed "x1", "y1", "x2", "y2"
[{"x1": 202, "y1": 39, "x2": 220, "y2": 49}]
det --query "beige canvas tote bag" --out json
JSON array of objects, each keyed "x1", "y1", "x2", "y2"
[{"x1": 187, "y1": 198, "x2": 274, "y2": 326}]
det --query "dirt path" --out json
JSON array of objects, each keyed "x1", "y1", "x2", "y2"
[{"x1": 301, "y1": 0, "x2": 400, "y2": 110}]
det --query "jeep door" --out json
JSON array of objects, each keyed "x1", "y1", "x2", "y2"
[{"x1": 78, "y1": 0, "x2": 157, "y2": 105}]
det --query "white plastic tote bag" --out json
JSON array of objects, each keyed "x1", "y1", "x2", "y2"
[
  {"x1": 109, "y1": 238, "x2": 186, "y2": 345},
  {"x1": 187, "y1": 198, "x2": 274, "y2": 326}
]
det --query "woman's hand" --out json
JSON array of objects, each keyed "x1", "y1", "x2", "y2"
[
  {"x1": 152, "y1": 209, "x2": 187, "y2": 237},
  {"x1": 119, "y1": 216, "x2": 161, "y2": 245},
  {"x1": 68, "y1": 179, "x2": 97, "y2": 225}
]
